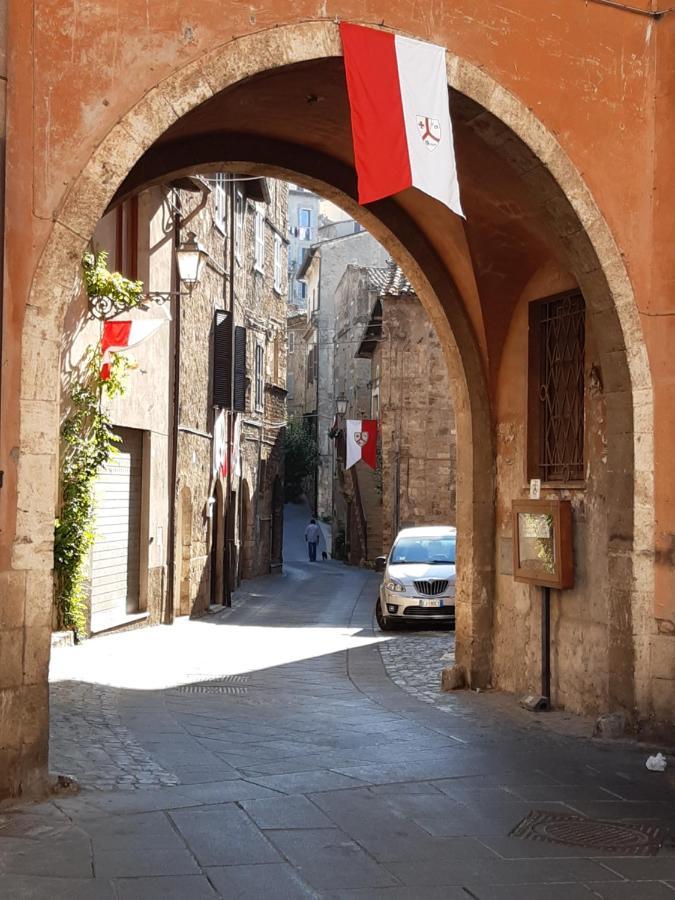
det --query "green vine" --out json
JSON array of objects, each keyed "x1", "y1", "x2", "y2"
[
  {"x1": 54, "y1": 252, "x2": 140, "y2": 636},
  {"x1": 82, "y1": 249, "x2": 144, "y2": 312}
]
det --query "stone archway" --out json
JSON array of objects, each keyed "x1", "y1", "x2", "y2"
[{"x1": 3, "y1": 20, "x2": 654, "y2": 798}]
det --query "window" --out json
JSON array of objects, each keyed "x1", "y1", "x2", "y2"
[
  {"x1": 299, "y1": 281, "x2": 307, "y2": 301},
  {"x1": 235, "y1": 189, "x2": 244, "y2": 261},
  {"x1": 254, "y1": 206, "x2": 265, "y2": 272},
  {"x1": 274, "y1": 234, "x2": 283, "y2": 293},
  {"x1": 371, "y1": 390, "x2": 380, "y2": 420},
  {"x1": 298, "y1": 207, "x2": 312, "y2": 240},
  {"x1": 115, "y1": 197, "x2": 139, "y2": 279},
  {"x1": 528, "y1": 291, "x2": 585, "y2": 483},
  {"x1": 255, "y1": 343, "x2": 265, "y2": 411},
  {"x1": 288, "y1": 331, "x2": 295, "y2": 353},
  {"x1": 287, "y1": 372, "x2": 294, "y2": 398},
  {"x1": 212, "y1": 173, "x2": 226, "y2": 232}
]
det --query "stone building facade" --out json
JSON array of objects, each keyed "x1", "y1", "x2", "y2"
[
  {"x1": 287, "y1": 185, "x2": 320, "y2": 308},
  {"x1": 57, "y1": 174, "x2": 288, "y2": 635},
  {"x1": 357, "y1": 267, "x2": 457, "y2": 551},
  {"x1": 286, "y1": 307, "x2": 308, "y2": 421},
  {"x1": 233, "y1": 178, "x2": 289, "y2": 581},
  {"x1": 332, "y1": 264, "x2": 457, "y2": 563},
  {"x1": 296, "y1": 229, "x2": 388, "y2": 520}
]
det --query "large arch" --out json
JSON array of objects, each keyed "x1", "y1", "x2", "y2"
[{"x1": 4, "y1": 20, "x2": 656, "y2": 798}]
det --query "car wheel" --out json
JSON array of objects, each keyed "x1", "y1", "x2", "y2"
[{"x1": 375, "y1": 600, "x2": 394, "y2": 631}]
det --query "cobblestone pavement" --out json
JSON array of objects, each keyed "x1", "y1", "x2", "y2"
[
  {"x1": 1, "y1": 506, "x2": 672, "y2": 898},
  {"x1": 378, "y1": 628, "x2": 455, "y2": 705},
  {"x1": 50, "y1": 682, "x2": 180, "y2": 791}
]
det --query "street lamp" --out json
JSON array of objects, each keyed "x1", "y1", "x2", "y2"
[
  {"x1": 336, "y1": 393, "x2": 348, "y2": 416},
  {"x1": 88, "y1": 230, "x2": 209, "y2": 320},
  {"x1": 175, "y1": 231, "x2": 208, "y2": 287}
]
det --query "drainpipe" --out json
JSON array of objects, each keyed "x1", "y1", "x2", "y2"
[
  {"x1": 165, "y1": 205, "x2": 182, "y2": 624},
  {"x1": 224, "y1": 175, "x2": 237, "y2": 605}
]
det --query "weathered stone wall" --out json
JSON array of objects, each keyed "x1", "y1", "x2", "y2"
[
  {"x1": 173, "y1": 179, "x2": 228, "y2": 617},
  {"x1": 333, "y1": 266, "x2": 381, "y2": 419},
  {"x1": 286, "y1": 310, "x2": 308, "y2": 421},
  {"x1": 236, "y1": 179, "x2": 288, "y2": 580},
  {"x1": 312, "y1": 232, "x2": 389, "y2": 520},
  {"x1": 379, "y1": 295, "x2": 457, "y2": 552},
  {"x1": 491, "y1": 263, "x2": 623, "y2": 721}
]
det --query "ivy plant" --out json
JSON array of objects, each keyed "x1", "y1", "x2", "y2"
[
  {"x1": 54, "y1": 252, "x2": 139, "y2": 636},
  {"x1": 82, "y1": 249, "x2": 145, "y2": 313}
]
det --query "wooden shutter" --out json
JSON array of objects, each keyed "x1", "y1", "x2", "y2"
[
  {"x1": 213, "y1": 310, "x2": 232, "y2": 407},
  {"x1": 233, "y1": 325, "x2": 247, "y2": 411}
]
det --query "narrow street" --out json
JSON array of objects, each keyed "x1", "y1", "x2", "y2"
[{"x1": 0, "y1": 506, "x2": 672, "y2": 898}]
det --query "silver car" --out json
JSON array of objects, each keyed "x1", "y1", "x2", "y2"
[{"x1": 375, "y1": 526, "x2": 456, "y2": 630}]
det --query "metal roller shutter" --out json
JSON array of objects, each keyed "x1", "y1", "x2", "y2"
[{"x1": 90, "y1": 427, "x2": 143, "y2": 631}]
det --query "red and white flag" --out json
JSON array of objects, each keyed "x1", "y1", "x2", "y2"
[
  {"x1": 340, "y1": 23, "x2": 463, "y2": 217},
  {"x1": 346, "y1": 419, "x2": 378, "y2": 470},
  {"x1": 100, "y1": 319, "x2": 164, "y2": 380}
]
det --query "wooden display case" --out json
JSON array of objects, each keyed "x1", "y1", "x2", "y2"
[{"x1": 512, "y1": 499, "x2": 574, "y2": 590}]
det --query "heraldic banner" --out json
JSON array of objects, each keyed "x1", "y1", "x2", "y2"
[
  {"x1": 346, "y1": 419, "x2": 378, "y2": 470},
  {"x1": 340, "y1": 22, "x2": 463, "y2": 217}
]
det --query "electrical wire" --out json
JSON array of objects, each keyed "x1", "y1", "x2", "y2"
[{"x1": 585, "y1": 0, "x2": 673, "y2": 16}]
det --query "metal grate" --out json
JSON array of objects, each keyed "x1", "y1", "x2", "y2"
[
  {"x1": 404, "y1": 606, "x2": 454, "y2": 617},
  {"x1": 511, "y1": 809, "x2": 664, "y2": 856},
  {"x1": 414, "y1": 580, "x2": 449, "y2": 596},
  {"x1": 536, "y1": 292, "x2": 585, "y2": 482},
  {"x1": 175, "y1": 684, "x2": 249, "y2": 695}
]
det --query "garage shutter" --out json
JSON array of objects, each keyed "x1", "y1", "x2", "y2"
[{"x1": 90, "y1": 427, "x2": 143, "y2": 631}]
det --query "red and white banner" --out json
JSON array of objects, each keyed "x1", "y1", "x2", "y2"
[
  {"x1": 340, "y1": 23, "x2": 463, "y2": 217},
  {"x1": 100, "y1": 319, "x2": 164, "y2": 380},
  {"x1": 346, "y1": 419, "x2": 378, "y2": 470},
  {"x1": 213, "y1": 410, "x2": 227, "y2": 477}
]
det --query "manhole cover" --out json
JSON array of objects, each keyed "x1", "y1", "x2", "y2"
[{"x1": 510, "y1": 810, "x2": 664, "y2": 856}]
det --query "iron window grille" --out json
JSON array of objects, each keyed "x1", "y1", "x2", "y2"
[{"x1": 529, "y1": 291, "x2": 586, "y2": 483}]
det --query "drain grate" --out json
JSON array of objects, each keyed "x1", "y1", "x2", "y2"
[
  {"x1": 175, "y1": 684, "x2": 249, "y2": 695},
  {"x1": 510, "y1": 809, "x2": 664, "y2": 856}
]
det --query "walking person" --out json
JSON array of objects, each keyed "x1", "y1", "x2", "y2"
[{"x1": 305, "y1": 518, "x2": 322, "y2": 562}]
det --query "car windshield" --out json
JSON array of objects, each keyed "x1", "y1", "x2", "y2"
[{"x1": 390, "y1": 536, "x2": 456, "y2": 565}]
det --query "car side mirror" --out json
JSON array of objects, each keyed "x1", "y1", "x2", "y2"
[{"x1": 374, "y1": 556, "x2": 386, "y2": 573}]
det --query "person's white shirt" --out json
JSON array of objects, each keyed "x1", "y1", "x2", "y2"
[{"x1": 305, "y1": 522, "x2": 321, "y2": 543}]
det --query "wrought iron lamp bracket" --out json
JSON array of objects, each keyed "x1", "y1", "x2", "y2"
[{"x1": 89, "y1": 290, "x2": 187, "y2": 321}]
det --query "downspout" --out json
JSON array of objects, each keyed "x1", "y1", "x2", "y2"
[
  {"x1": 224, "y1": 175, "x2": 236, "y2": 605},
  {"x1": 165, "y1": 203, "x2": 182, "y2": 624}
]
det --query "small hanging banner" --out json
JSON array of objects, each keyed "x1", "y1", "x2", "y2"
[{"x1": 346, "y1": 419, "x2": 378, "y2": 470}]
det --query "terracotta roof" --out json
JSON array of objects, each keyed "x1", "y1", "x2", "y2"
[
  {"x1": 380, "y1": 261, "x2": 414, "y2": 297},
  {"x1": 364, "y1": 267, "x2": 391, "y2": 293}
]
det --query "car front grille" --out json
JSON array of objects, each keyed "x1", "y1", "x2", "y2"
[
  {"x1": 413, "y1": 579, "x2": 449, "y2": 596},
  {"x1": 404, "y1": 606, "x2": 455, "y2": 617}
]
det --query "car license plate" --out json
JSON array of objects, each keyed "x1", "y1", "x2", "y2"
[{"x1": 419, "y1": 599, "x2": 441, "y2": 608}]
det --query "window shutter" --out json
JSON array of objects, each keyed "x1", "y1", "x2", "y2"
[
  {"x1": 233, "y1": 325, "x2": 247, "y2": 412},
  {"x1": 212, "y1": 310, "x2": 232, "y2": 408}
]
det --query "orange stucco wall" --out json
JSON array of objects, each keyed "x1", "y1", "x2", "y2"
[
  {"x1": 0, "y1": 2, "x2": 673, "y2": 774},
  {"x1": 3, "y1": 3, "x2": 673, "y2": 611}
]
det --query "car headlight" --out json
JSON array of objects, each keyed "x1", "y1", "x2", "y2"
[{"x1": 385, "y1": 578, "x2": 406, "y2": 593}]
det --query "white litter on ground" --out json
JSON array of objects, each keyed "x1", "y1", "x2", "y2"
[{"x1": 645, "y1": 752, "x2": 667, "y2": 772}]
